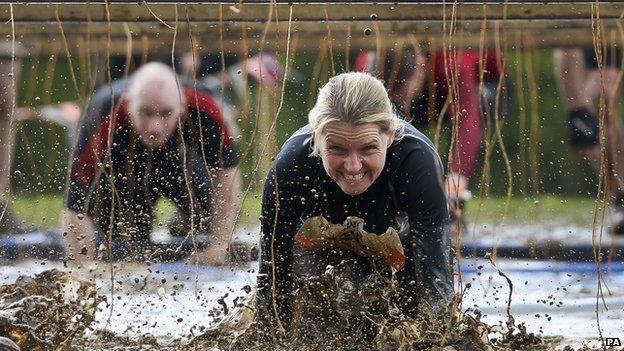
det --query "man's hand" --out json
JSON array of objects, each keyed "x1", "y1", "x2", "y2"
[
  {"x1": 187, "y1": 243, "x2": 230, "y2": 266},
  {"x1": 184, "y1": 166, "x2": 241, "y2": 266},
  {"x1": 61, "y1": 208, "x2": 96, "y2": 266}
]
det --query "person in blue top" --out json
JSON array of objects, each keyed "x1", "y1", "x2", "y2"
[{"x1": 256, "y1": 72, "x2": 453, "y2": 335}]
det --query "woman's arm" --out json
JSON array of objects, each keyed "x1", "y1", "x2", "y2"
[
  {"x1": 395, "y1": 148, "x2": 454, "y2": 315},
  {"x1": 256, "y1": 150, "x2": 310, "y2": 337}
]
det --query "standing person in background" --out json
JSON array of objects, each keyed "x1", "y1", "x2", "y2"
[
  {"x1": 178, "y1": 51, "x2": 285, "y2": 138},
  {"x1": 355, "y1": 46, "x2": 508, "y2": 229},
  {"x1": 62, "y1": 62, "x2": 241, "y2": 263},
  {"x1": 554, "y1": 48, "x2": 624, "y2": 234},
  {"x1": 0, "y1": 44, "x2": 28, "y2": 235}
]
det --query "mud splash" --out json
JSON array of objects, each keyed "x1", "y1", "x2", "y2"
[
  {"x1": 0, "y1": 269, "x2": 98, "y2": 350},
  {"x1": 188, "y1": 263, "x2": 564, "y2": 351},
  {"x1": 0, "y1": 268, "x2": 605, "y2": 350}
]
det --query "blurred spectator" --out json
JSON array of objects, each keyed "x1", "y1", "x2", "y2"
[
  {"x1": 554, "y1": 48, "x2": 624, "y2": 234},
  {"x1": 355, "y1": 46, "x2": 509, "y2": 229}
]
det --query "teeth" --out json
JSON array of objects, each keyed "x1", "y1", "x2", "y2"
[{"x1": 345, "y1": 173, "x2": 363, "y2": 181}]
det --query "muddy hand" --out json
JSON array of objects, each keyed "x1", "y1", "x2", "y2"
[
  {"x1": 295, "y1": 216, "x2": 345, "y2": 249},
  {"x1": 295, "y1": 216, "x2": 405, "y2": 270},
  {"x1": 359, "y1": 227, "x2": 405, "y2": 270},
  {"x1": 334, "y1": 216, "x2": 369, "y2": 256},
  {"x1": 338, "y1": 219, "x2": 405, "y2": 270}
]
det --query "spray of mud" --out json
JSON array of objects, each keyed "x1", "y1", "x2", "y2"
[
  {"x1": 0, "y1": 217, "x2": 600, "y2": 350},
  {"x1": 186, "y1": 217, "x2": 563, "y2": 351},
  {"x1": 0, "y1": 269, "x2": 99, "y2": 350},
  {"x1": 0, "y1": 266, "x2": 610, "y2": 351},
  {"x1": 188, "y1": 265, "x2": 564, "y2": 351}
]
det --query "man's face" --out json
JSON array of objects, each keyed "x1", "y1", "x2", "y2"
[
  {"x1": 318, "y1": 121, "x2": 394, "y2": 196},
  {"x1": 128, "y1": 90, "x2": 183, "y2": 149}
]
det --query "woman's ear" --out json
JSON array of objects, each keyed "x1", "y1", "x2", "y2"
[{"x1": 386, "y1": 128, "x2": 396, "y2": 148}]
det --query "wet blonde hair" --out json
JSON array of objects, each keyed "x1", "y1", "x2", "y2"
[{"x1": 308, "y1": 72, "x2": 404, "y2": 155}]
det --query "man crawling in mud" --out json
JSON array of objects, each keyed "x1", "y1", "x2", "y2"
[
  {"x1": 257, "y1": 72, "x2": 453, "y2": 341},
  {"x1": 62, "y1": 62, "x2": 240, "y2": 264}
]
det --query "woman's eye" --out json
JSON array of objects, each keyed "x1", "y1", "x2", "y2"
[{"x1": 328, "y1": 146, "x2": 345, "y2": 153}]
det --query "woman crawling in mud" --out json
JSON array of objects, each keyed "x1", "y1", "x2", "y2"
[{"x1": 257, "y1": 72, "x2": 454, "y2": 344}]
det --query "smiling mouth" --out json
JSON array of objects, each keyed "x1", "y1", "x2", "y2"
[{"x1": 344, "y1": 173, "x2": 364, "y2": 181}]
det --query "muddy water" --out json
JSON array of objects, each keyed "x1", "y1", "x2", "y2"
[
  {"x1": 0, "y1": 269, "x2": 99, "y2": 350},
  {"x1": 187, "y1": 263, "x2": 566, "y2": 351},
  {"x1": 0, "y1": 265, "x2": 579, "y2": 351},
  {"x1": 0, "y1": 259, "x2": 618, "y2": 350}
]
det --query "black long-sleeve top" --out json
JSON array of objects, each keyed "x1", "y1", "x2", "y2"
[{"x1": 257, "y1": 121, "x2": 453, "y2": 331}]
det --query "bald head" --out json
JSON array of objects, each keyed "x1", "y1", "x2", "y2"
[{"x1": 126, "y1": 62, "x2": 186, "y2": 149}]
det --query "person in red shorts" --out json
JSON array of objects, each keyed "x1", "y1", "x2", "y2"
[{"x1": 355, "y1": 46, "x2": 508, "y2": 229}]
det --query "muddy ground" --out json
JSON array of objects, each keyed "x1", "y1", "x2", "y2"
[{"x1": 0, "y1": 261, "x2": 618, "y2": 351}]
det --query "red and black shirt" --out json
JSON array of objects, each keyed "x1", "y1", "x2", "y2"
[{"x1": 66, "y1": 79, "x2": 238, "y2": 214}]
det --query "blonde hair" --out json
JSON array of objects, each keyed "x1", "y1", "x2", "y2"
[{"x1": 308, "y1": 72, "x2": 404, "y2": 155}]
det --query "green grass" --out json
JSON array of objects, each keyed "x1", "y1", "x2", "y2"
[
  {"x1": 9, "y1": 193, "x2": 600, "y2": 231},
  {"x1": 464, "y1": 195, "x2": 598, "y2": 226},
  {"x1": 11, "y1": 193, "x2": 64, "y2": 230},
  {"x1": 9, "y1": 192, "x2": 264, "y2": 230}
]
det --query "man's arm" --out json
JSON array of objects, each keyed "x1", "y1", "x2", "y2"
[
  {"x1": 16, "y1": 103, "x2": 81, "y2": 128},
  {"x1": 61, "y1": 208, "x2": 97, "y2": 265},
  {"x1": 61, "y1": 84, "x2": 118, "y2": 265},
  {"x1": 194, "y1": 166, "x2": 241, "y2": 265}
]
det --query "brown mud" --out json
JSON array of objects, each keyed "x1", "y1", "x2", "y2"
[
  {"x1": 188, "y1": 263, "x2": 568, "y2": 351},
  {"x1": 0, "y1": 268, "x2": 609, "y2": 351},
  {"x1": 0, "y1": 269, "x2": 99, "y2": 350}
]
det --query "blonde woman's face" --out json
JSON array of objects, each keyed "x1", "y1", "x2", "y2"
[{"x1": 319, "y1": 121, "x2": 394, "y2": 195}]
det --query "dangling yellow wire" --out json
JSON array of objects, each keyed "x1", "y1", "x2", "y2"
[
  {"x1": 55, "y1": 5, "x2": 80, "y2": 101},
  {"x1": 514, "y1": 31, "x2": 528, "y2": 196},
  {"x1": 0, "y1": 3, "x2": 16, "y2": 230},
  {"x1": 323, "y1": 4, "x2": 335, "y2": 75},
  {"x1": 268, "y1": 3, "x2": 295, "y2": 335},
  {"x1": 590, "y1": 1, "x2": 608, "y2": 343}
]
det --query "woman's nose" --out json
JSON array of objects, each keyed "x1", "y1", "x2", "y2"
[{"x1": 344, "y1": 153, "x2": 362, "y2": 172}]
